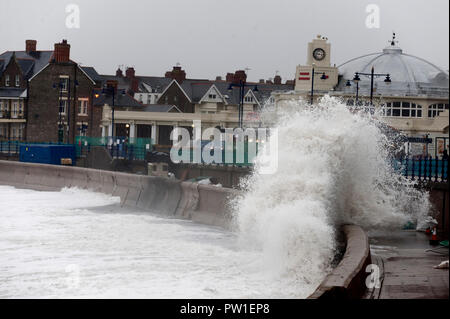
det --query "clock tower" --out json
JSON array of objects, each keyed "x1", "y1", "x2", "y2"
[{"x1": 295, "y1": 35, "x2": 338, "y2": 92}]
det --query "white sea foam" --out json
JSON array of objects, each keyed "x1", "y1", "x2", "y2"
[
  {"x1": 0, "y1": 185, "x2": 290, "y2": 298},
  {"x1": 232, "y1": 96, "x2": 430, "y2": 296}
]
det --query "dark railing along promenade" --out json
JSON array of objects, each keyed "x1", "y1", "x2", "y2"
[{"x1": 392, "y1": 156, "x2": 448, "y2": 182}]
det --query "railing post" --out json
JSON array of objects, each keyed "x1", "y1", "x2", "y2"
[
  {"x1": 444, "y1": 158, "x2": 448, "y2": 182},
  {"x1": 428, "y1": 156, "x2": 432, "y2": 181},
  {"x1": 435, "y1": 157, "x2": 439, "y2": 181}
]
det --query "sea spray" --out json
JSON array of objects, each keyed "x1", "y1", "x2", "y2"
[{"x1": 232, "y1": 96, "x2": 430, "y2": 296}]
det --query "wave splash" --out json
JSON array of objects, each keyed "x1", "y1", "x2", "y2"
[{"x1": 232, "y1": 96, "x2": 430, "y2": 296}]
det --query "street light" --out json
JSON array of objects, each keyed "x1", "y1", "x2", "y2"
[
  {"x1": 227, "y1": 81, "x2": 258, "y2": 128},
  {"x1": 310, "y1": 65, "x2": 328, "y2": 104},
  {"x1": 53, "y1": 78, "x2": 79, "y2": 143},
  {"x1": 346, "y1": 73, "x2": 361, "y2": 105},
  {"x1": 348, "y1": 67, "x2": 391, "y2": 106},
  {"x1": 53, "y1": 81, "x2": 65, "y2": 143},
  {"x1": 101, "y1": 85, "x2": 125, "y2": 142}
]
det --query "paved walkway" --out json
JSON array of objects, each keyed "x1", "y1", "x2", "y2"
[{"x1": 366, "y1": 230, "x2": 449, "y2": 299}]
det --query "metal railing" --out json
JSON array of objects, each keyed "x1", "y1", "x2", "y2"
[
  {"x1": 393, "y1": 156, "x2": 448, "y2": 182},
  {"x1": 0, "y1": 141, "x2": 20, "y2": 156},
  {"x1": 76, "y1": 136, "x2": 153, "y2": 160}
]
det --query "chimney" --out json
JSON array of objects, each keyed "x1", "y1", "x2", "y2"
[
  {"x1": 116, "y1": 68, "x2": 123, "y2": 77},
  {"x1": 54, "y1": 39, "x2": 70, "y2": 63},
  {"x1": 215, "y1": 76, "x2": 222, "y2": 81},
  {"x1": 125, "y1": 67, "x2": 135, "y2": 79},
  {"x1": 226, "y1": 73, "x2": 234, "y2": 82},
  {"x1": 274, "y1": 75, "x2": 282, "y2": 85},
  {"x1": 232, "y1": 70, "x2": 247, "y2": 84},
  {"x1": 130, "y1": 78, "x2": 139, "y2": 94},
  {"x1": 165, "y1": 65, "x2": 186, "y2": 83},
  {"x1": 26, "y1": 40, "x2": 37, "y2": 53},
  {"x1": 259, "y1": 79, "x2": 265, "y2": 84}
]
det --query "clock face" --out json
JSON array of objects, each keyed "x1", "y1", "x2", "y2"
[{"x1": 313, "y1": 48, "x2": 326, "y2": 61}]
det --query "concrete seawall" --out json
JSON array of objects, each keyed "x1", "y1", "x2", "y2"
[
  {"x1": 309, "y1": 225, "x2": 371, "y2": 299},
  {"x1": 0, "y1": 160, "x2": 370, "y2": 298},
  {"x1": 0, "y1": 160, "x2": 237, "y2": 228}
]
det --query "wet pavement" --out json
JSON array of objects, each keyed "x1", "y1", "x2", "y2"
[{"x1": 366, "y1": 230, "x2": 449, "y2": 299}]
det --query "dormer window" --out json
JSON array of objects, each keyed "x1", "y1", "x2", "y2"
[
  {"x1": 15, "y1": 75, "x2": 20, "y2": 87},
  {"x1": 244, "y1": 96, "x2": 253, "y2": 103},
  {"x1": 5, "y1": 75, "x2": 10, "y2": 86}
]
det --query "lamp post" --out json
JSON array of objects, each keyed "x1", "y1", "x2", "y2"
[
  {"x1": 228, "y1": 81, "x2": 258, "y2": 128},
  {"x1": 53, "y1": 81, "x2": 64, "y2": 143},
  {"x1": 101, "y1": 85, "x2": 125, "y2": 143},
  {"x1": 346, "y1": 73, "x2": 360, "y2": 105},
  {"x1": 53, "y1": 78, "x2": 79, "y2": 143},
  {"x1": 349, "y1": 67, "x2": 391, "y2": 106},
  {"x1": 310, "y1": 65, "x2": 328, "y2": 105}
]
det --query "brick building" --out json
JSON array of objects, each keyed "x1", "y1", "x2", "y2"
[
  {"x1": 0, "y1": 40, "x2": 49, "y2": 141},
  {"x1": 0, "y1": 39, "x2": 99, "y2": 144},
  {"x1": 27, "y1": 40, "x2": 97, "y2": 143}
]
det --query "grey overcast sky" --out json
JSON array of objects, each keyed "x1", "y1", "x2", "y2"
[{"x1": 1, "y1": 0, "x2": 448, "y2": 82}]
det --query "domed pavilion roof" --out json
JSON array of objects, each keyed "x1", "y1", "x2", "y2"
[{"x1": 336, "y1": 35, "x2": 449, "y2": 98}]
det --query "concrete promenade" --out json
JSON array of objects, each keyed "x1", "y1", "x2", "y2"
[{"x1": 366, "y1": 230, "x2": 449, "y2": 299}]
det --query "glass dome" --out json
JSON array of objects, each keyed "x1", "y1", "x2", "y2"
[{"x1": 337, "y1": 40, "x2": 449, "y2": 97}]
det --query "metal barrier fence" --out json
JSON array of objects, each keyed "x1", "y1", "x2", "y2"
[
  {"x1": 393, "y1": 157, "x2": 448, "y2": 182},
  {"x1": 76, "y1": 136, "x2": 153, "y2": 160},
  {"x1": 0, "y1": 141, "x2": 20, "y2": 156}
]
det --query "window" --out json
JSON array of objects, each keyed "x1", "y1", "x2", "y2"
[
  {"x1": 18, "y1": 125, "x2": 24, "y2": 140},
  {"x1": 244, "y1": 96, "x2": 253, "y2": 103},
  {"x1": 428, "y1": 103, "x2": 449, "y2": 118},
  {"x1": 5, "y1": 75, "x2": 10, "y2": 86},
  {"x1": 18, "y1": 100, "x2": 23, "y2": 115},
  {"x1": 78, "y1": 123, "x2": 88, "y2": 136},
  {"x1": 208, "y1": 94, "x2": 217, "y2": 99},
  {"x1": 78, "y1": 99, "x2": 88, "y2": 115},
  {"x1": 0, "y1": 101, "x2": 3, "y2": 118},
  {"x1": 15, "y1": 75, "x2": 20, "y2": 87},
  {"x1": 0, "y1": 124, "x2": 6, "y2": 138},
  {"x1": 59, "y1": 77, "x2": 69, "y2": 92},
  {"x1": 12, "y1": 102, "x2": 18, "y2": 118},
  {"x1": 59, "y1": 100, "x2": 67, "y2": 115},
  {"x1": 382, "y1": 102, "x2": 422, "y2": 118}
]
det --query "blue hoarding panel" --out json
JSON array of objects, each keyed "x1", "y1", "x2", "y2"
[{"x1": 19, "y1": 144, "x2": 76, "y2": 165}]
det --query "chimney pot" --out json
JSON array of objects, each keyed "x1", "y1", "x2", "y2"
[
  {"x1": 125, "y1": 67, "x2": 135, "y2": 79},
  {"x1": 26, "y1": 40, "x2": 37, "y2": 53},
  {"x1": 54, "y1": 40, "x2": 70, "y2": 63},
  {"x1": 274, "y1": 75, "x2": 282, "y2": 85},
  {"x1": 232, "y1": 70, "x2": 247, "y2": 84},
  {"x1": 165, "y1": 65, "x2": 186, "y2": 83}
]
